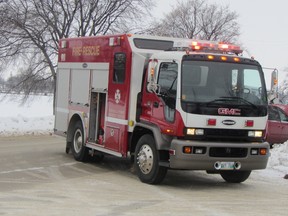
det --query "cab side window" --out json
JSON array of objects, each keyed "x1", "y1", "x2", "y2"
[
  {"x1": 158, "y1": 62, "x2": 178, "y2": 97},
  {"x1": 113, "y1": 53, "x2": 126, "y2": 83},
  {"x1": 157, "y1": 62, "x2": 178, "y2": 122},
  {"x1": 279, "y1": 109, "x2": 288, "y2": 122},
  {"x1": 268, "y1": 106, "x2": 280, "y2": 121}
]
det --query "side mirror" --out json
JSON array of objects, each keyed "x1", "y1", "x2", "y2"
[{"x1": 147, "y1": 81, "x2": 160, "y2": 94}]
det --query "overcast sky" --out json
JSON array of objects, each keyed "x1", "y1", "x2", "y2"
[{"x1": 153, "y1": 0, "x2": 288, "y2": 88}]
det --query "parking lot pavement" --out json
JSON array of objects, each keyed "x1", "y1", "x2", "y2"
[{"x1": 0, "y1": 135, "x2": 288, "y2": 216}]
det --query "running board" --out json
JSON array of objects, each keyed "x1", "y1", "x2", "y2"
[{"x1": 86, "y1": 142, "x2": 122, "y2": 157}]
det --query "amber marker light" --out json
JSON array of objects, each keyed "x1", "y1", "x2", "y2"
[
  {"x1": 234, "y1": 57, "x2": 240, "y2": 62},
  {"x1": 260, "y1": 148, "x2": 267, "y2": 155},
  {"x1": 207, "y1": 55, "x2": 214, "y2": 60},
  {"x1": 221, "y1": 56, "x2": 227, "y2": 61},
  {"x1": 183, "y1": 146, "x2": 192, "y2": 154},
  {"x1": 163, "y1": 128, "x2": 174, "y2": 134}
]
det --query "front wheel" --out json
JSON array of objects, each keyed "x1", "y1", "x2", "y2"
[
  {"x1": 220, "y1": 170, "x2": 251, "y2": 183},
  {"x1": 71, "y1": 121, "x2": 89, "y2": 162},
  {"x1": 134, "y1": 134, "x2": 167, "y2": 184}
]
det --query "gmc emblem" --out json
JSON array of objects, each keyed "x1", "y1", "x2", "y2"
[
  {"x1": 222, "y1": 120, "x2": 236, "y2": 125},
  {"x1": 218, "y1": 108, "x2": 241, "y2": 116}
]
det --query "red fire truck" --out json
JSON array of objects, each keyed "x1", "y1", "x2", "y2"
[{"x1": 55, "y1": 34, "x2": 270, "y2": 184}]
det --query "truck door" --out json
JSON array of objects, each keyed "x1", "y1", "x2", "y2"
[
  {"x1": 267, "y1": 106, "x2": 283, "y2": 143},
  {"x1": 54, "y1": 68, "x2": 70, "y2": 135},
  {"x1": 89, "y1": 64, "x2": 109, "y2": 144},
  {"x1": 141, "y1": 61, "x2": 178, "y2": 125},
  {"x1": 278, "y1": 108, "x2": 288, "y2": 143},
  {"x1": 156, "y1": 62, "x2": 178, "y2": 122},
  {"x1": 105, "y1": 52, "x2": 130, "y2": 154}
]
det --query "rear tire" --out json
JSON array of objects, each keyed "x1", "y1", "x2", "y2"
[
  {"x1": 71, "y1": 121, "x2": 89, "y2": 162},
  {"x1": 220, "y1": 170, "x2": 251, "y2": 183},
  {"x1": 134, "y1": 134, "x2": 167, "y2": 184}
]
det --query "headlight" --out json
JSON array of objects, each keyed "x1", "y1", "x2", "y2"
[
  {"x1": 248, "y1": 131, "x2": 263, "y2": 137},
  {"x1": 186, "y1": 128, "x2": 204, "y2": 136}
]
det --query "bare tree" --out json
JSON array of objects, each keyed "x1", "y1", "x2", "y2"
[
  {"x1": 0, "y1": 0, "x2": 154, "y2": 102},
  {"x1": 147, "y1": 0, "x2": 240, "y2": 43}
]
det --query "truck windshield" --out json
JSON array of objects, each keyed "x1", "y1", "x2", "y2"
[{"x1": 181, "y1": 60, "x2": 268, "y2": 116}]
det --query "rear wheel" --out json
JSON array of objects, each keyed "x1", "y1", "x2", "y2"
[
  {"x1": 134, "y1": 134, "x2": 167, "y2": 184},
  {"x1": 220, "y1": 170, "x2": 251, "y2": 183},
  {"x1": 71, "y1": 121, "x2": 89, "y2": 162}
]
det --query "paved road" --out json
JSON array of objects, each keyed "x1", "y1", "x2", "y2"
[{"x1": 0, "y1": 135, "x2": 287, "y2": 216}]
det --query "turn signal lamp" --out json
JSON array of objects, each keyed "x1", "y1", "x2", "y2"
[
  {"x1": 183, "y1": 146, "x2": 206, "y2": 154},
  {"x1": 163, "y1": 128, "x2": 174, "y2": 134},
  {"x1": 150, "y1": 67, "x2": 155, "y2": 76},
  {"x1": 251, "y1": 148, "x2": 267, "y2": 156},
  {"x1": 183, "y1": 146, "x2": 192, "y2": 154},
  {"x1": 260, "y1": 148, "x2": 268, "y2": 155}
]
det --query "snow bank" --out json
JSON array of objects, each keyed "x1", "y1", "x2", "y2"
[
  {"x1": 267, "y1": 143, "x2": 288, "y2": 178},
  {"x1": 0, "y1": 115, "x2": 54, "y2": 136},
  {"x1": 0, "y1": 93, "x2": 54, "y2": 136}
]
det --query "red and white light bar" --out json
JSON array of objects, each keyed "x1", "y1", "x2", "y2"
[{"x1": 173, "y1": 39, "x2": 243, "y2": 55}]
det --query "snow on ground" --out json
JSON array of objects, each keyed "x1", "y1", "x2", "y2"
[
  {"x1": 0, "y1": 93, "x2": 54, "y2": 136},
  {"x1": 0, "y1": 93, "x2": 287, "y2": 180}
]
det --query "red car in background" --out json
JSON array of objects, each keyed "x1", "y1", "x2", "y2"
[{"x1": 266, "y1": 104, "x2": 288, "y2": 146}]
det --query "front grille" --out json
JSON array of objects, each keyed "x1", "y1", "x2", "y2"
[
  {"x1": 206, "y1": 129, "x2": 247, "y2": 138},
  {"x1": 204, "y1": 129, "x2": 250, "y2": 142},
  {"x1": 209, "y1": 147, "x2": 248, "y2": 158}
]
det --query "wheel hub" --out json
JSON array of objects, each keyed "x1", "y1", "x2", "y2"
[
  {"x1": 73, "y1": 129, "x2": 83, "y2": 153},
  {"x1": 137, "y1": 144, "x2": 153, "y2": 174}
]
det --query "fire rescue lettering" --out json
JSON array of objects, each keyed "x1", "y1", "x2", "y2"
[{"x1": 72, "y1": 45, "x2": 100, "y2": 56}]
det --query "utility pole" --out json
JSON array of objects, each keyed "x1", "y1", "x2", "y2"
[{"x1": 263, "y1": 67, "x2": 278, "y2": 103}]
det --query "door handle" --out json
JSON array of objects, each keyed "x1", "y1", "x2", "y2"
[{"x1": 153, "y1": 102, "x2": 159, "y2": 108}]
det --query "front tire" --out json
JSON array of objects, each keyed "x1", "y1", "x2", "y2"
[
  {"x1": 134, "y1": 134, "x2": 167, "y2": 184},
  {"x1": 71, "y1": 121, "x2": 89, "y2": 162},
  {"x1": 220, "y1": 170, "x2": 251, "y2": 183}
]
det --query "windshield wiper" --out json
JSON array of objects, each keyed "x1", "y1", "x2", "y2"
[{"x1": 207, "y1": 96, "x2": 257, "y2": 109}]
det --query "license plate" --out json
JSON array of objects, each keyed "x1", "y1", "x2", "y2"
[{"x1": 219, "y1": 162, "x2": 235, "y2": 170}]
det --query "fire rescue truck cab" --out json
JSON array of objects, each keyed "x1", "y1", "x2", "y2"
[{"x1": 55, "y1": 34, "x2": 270, "y2": 184}]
